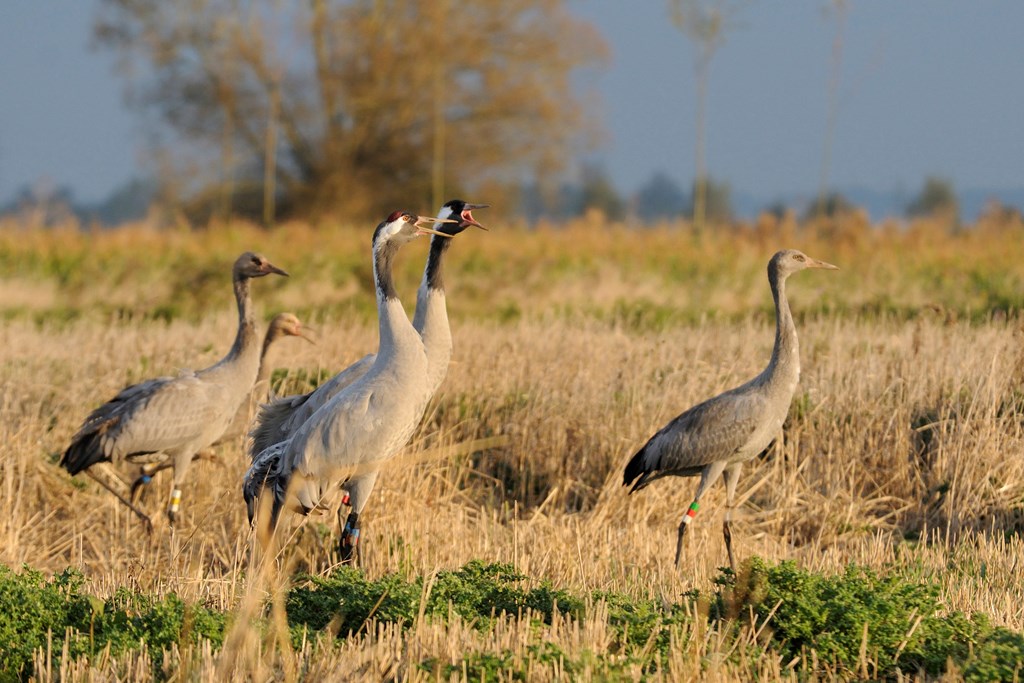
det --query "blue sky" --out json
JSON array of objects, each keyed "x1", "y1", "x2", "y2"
[{"x1": 1, "y1": 1, "x2": 1023, "y2": 210}]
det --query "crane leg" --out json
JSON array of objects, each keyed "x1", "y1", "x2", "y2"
[
  {"x1": 130, "y1": 463, "x2": 162, "y2": 503},
  {"x1": 674, "y1": 517, "x2": 692, "y2": 567},
  {"x1": 166, "y1": 451, "x2": 199, "y2": 526},
  {"x1": 722, "y1": 463, "x2": 743, "y2": 573},
  {"x1": 339, "y1": 511, "x2": 360, "y2": 564},
  {"x1": 675, "y1": 460, "x2": 728, "y2": 568},
  {"x1": 337, "y1": 470, "x2": 378, "y2": 565},
  {"x1": 130, "y1": 450, "x2": 217, "y2": 503},
  {"x1": 84, "y1": 469, "x2": 153, "y2": 534}
]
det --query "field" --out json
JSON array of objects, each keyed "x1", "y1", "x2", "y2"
[{"x1": 2, "y1": 209, "x2": 1024, "y2": 680}]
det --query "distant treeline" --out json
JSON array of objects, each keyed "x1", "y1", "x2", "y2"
[{"x1": 3, "y1": 172, "x2": 1021, "y2": 229}]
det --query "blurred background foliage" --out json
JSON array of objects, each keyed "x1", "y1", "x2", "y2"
[{"x1": 89, "y1": 0, "x2": 607, "y2": 224}]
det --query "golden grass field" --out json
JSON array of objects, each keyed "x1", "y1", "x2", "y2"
[{"x1": 2, "y1": 209, "x2": 1024, "y2": 680}]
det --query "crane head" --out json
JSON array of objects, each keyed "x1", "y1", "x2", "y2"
[
  {"x1": 373, "y1": 211, "x2": 458, "y2": 248},
  {"x1": 235, "y1": 252, "x2": 289, "y2": 280},
  {"x1": 434, "y1": 200, "x2": 489, "y2": 234},
  {"x1": 268, "y1": 312, "x2": 315, "y2": 344},
  {"x1": 770, "y1": 249, "x2": 839, "y2": 279}
]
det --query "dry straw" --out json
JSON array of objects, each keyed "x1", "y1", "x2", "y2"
[{"x1": 3, "y1": 211, "x2": 1024, "y2": 678}]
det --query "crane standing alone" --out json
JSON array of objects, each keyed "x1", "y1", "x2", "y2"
[
  {"x1": 243, "y1": 211, "x2": 454, "y2": 534},
  {"x1": 623, "y1": 249, "x2": 838, "y2": 569},
  {"x1": 61, "y1": 252, "x2": 288, "y2": 526},
  {"x1": 248, "y1": 200, "x2": 487, "y2": 560}
]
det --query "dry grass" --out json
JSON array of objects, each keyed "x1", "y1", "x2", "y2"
[{"x1": 3, "y1": 212, "x2": 1024, "y2": 679}]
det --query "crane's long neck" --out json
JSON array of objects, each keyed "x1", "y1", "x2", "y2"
[
  {"x1": 765, "y1": 264, "x2": 799, "y2": 387},
  {"x1": 256, "y1": 326, "x2": 282, "y2": 386},
  {"x1": 412, "y1": 235, "x2": 453, "y2": 392},
  {"x1": 226, "y1": 276, "x2": 260, "y2": 363},
  {"x1": 373, "y1": 238, "x2": 421, "y2": 361}
]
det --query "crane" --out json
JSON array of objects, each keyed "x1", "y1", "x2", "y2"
[
  {"x1": 61, "y1": 252, "x2": 288, "y2": 527},
  {"x1": 623, "y1": 249, "x2": 837, "y2": 569},
  {"x1": 243, "y1": 211, "x2": 455, "y2": 539},
  {"x1": 248, "y1": 200, "x2": 486, "y2": 561},
  {"x1": 125, "y1": 312, "x2": 312, "y2": 501}
]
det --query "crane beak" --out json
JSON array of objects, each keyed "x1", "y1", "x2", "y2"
[
  {"x1": 809, "y1": 258, "x2": 839, "y2": 270},
  {"x1": 263, "y1": 261, "x2": 289, "y2": 277},
  {"x1": 414, "y1": 215, "x2": 457, "y2": 237},
  {"x1": 296, "y1": 325, "x2": 316, "y2": 344},
  {"x1": 460, "y1": 203, "x2": 490, "y2": 230}
]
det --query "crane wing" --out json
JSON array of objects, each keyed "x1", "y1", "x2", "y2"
[
  {"x1": 241, "y1": 385, "x2": 375, "y2": 524},
  {"x1": 624, "y1": 389, "x2": 766, "y2": 492},
  {"x1": 248, "y1": 353, "x2": 375, "y2": 461},
  {"x1": 62, "y1": 373, "x2": 216, "y2": 473},
  {"x1": 285, "y1": 384, "x2": 376, "y2": 477}
]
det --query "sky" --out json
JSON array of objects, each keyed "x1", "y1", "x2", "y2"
[{"x1": 1, "y1": 1, "x2": 1023, "y2": 211}]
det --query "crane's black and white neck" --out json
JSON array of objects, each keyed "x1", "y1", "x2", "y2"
[
  {"x1": 413, "y1": 200, "x2": 488, "y2": 391},
  {"x1": 418, "y1": 200, "x2": 488, "y2": 295},
  {"x1": 336, "y1": 200, "x2": 488, "y2": 563},
  {"x1": 244, "y1": 209, "x2": 454, "y2": 534}
]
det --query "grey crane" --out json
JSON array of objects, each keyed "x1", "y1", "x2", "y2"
[
  {"x1": 61, "y1": 252, "x2": 288, "y2": 527},
  {"x1": 248, "y1": 200, "x2": 486, "y2": 560},
  {"x1": 125, "y1": 312, "x2": 313, "y2": 500},
  {"x1": 623, "y1": 249, "x2": 837, "y2": 569},
  {"x1": 243, "y1": 211, "x2": 454, "y2": 536}
]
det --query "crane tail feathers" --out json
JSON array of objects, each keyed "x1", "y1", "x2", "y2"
[
  {"x1": 622, "y1": 446, "x2": 651, "y2": 492},
  {"x1": 248, "y1": 392, "x2": 309, "y2": 462},
  {"x1": 61, "y1": 430, "x2": 110, "y2": 475}
]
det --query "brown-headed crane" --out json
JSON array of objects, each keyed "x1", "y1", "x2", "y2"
[
  {"x1": 624, "y1": 249, "x2": 838, "y2": 569},
  {"x1": 124, "y1": 312, "x2": 313, "y2": 501},
  {"x1": 61, "y1": 252, "x2": 288, "y2": 528}
]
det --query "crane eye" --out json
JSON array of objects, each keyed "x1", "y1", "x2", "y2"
[
  {"x1": 794, "y1": 254, "x2": 805, "y2": 262},
  {"x1": 251, "y1": 256, "x2": 261, "y2": 265}
]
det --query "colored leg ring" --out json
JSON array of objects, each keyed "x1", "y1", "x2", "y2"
[{"x1": 682, "y1": 502, "x2": 699, "y2": 525}]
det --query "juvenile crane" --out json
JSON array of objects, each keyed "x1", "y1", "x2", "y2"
[
  {"x1": 126, "y1": 312, "x2": 313, "y2": 499},
  {"x1": 62, "y1": 252, "x2": 288, "y2": 526},
  {"x1": 623, "y1": 249, "x2": 837, "y2": 569},
  {"x1": 243, "y1": 211, "x2": 455, "y2": 536},
  {"x1": 248, "y1": 200, "x2": 486, "y2": 560}
]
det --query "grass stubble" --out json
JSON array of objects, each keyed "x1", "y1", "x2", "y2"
[{"x1": 1, "y1": 212, "x2": 1024, "y2": 680}]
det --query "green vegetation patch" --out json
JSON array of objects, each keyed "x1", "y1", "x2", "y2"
[
  {"x1": 2, "y1": 559, "x2": 1023, "y2": 681},
  {"x1": 0, "y1": 565, "x2": 224, "y2": 682},
  {"x1": 287, "y1": 560, "x2": 583, "y2": 638}
]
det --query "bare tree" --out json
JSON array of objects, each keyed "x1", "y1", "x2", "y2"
[
  {"x1": 668, "y1": 0, "x2": 746, "y2": 234},
  {"x1": 95, "y1": 0, "x2": 607, "y2": 222}
]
